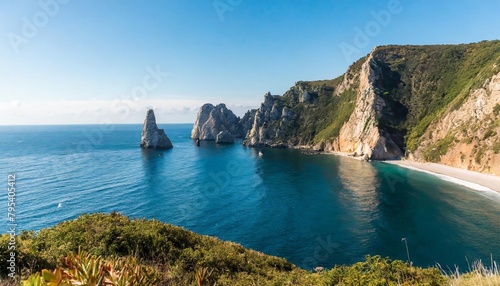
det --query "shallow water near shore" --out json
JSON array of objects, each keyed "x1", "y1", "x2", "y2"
[{"x1": 1, "y1": 124, "x2": 499, "y2": 270}]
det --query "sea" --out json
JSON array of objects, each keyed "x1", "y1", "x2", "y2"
[{"x1": 1, "y1": 124, "x2": 499, "y2": 270}]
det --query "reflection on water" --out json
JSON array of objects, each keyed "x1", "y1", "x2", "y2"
[
  {"x1": 141, "y1": 149, "x2": 165, "y2": 175},
  {"x1": 334, "y1": 157, "x2": 381, "y2": 256},
  {"x1": 336, "y1": 157, "x2": 380, "y2": 211}
]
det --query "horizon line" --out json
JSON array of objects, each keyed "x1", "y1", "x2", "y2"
[{"x1": 0, "y1": 122, "x2": 195, "y2": 127}]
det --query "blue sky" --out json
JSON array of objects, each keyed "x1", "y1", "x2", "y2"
[{"x1": 1, "y1": 0, "x2": 499, "y2": 124}]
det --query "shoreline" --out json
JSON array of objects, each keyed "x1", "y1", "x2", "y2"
[
  {"x1": 305, "y1": 147, "x2": 500, "y2": 195},
  {"x1": 382, "y1": 160, "x2": 500, "y2": 194}
]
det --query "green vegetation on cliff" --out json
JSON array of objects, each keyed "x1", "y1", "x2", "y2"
[
  {"x1": 313, "y1": 88, "x2": 357, "y2": 144},
  {"x1": 0, "y1": 213, "x2": 452, "y2": 285},
  {"x1": 371, "y1": 40, "x2": 500, "y2": 152}
]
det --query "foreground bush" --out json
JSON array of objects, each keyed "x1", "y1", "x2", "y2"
[{"x1": 0, "y1": 212, "x2": 486, "y2": 285}]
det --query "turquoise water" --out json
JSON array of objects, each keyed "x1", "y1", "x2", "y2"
[{"x1": 0, "y1": 124, "x2": 499, "y2": 270}]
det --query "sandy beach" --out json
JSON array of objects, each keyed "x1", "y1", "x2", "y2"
[{"x1": 383, "y1": 160, "x2": 500, "y2": 194}]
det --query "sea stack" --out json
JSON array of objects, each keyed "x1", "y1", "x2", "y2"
[
  {"x1": 191, "y1": 103, "x2": 243, "y2": 143},
  {"x1": 140, "y1": 109, "x2": 173, "y2": 149}
]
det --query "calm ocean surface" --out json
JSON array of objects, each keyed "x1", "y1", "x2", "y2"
[{"x1": 1, "y1": 124, "x2": 499, "y2": 270}]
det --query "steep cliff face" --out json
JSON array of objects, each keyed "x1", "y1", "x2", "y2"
[
  {"x1": 191, "y1": 103, "x2": 246, "y2": 141},
  {"x1": 333, "y1": 52, "x2": 403, "y2": 160}
]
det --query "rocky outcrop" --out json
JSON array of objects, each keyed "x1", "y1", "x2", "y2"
[
  {"x1": 191, "y1": 103, "x2": 258, "y2": 144},
  {"x1": 140, "y1": 109, "x2": 173, "y2": 149},
  {"x1": 245, "y1": 92, "x2": 294, "y2": 147},
  {"x1": 191, "y1": 103, "x2": 242, "y2": 141},
  {"x1": 334, "y1": 64, "x2": 359, "y2": 96}
]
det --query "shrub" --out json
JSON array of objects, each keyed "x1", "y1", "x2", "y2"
[
  {"x1": 483, "y1": 129, "x2": 497, "y2": 140},
  {"x1": 2, "y1": 212, "x2": 487, "y2": 285},
  {"x1": 423, "y1": 134, "x2": 455, "y2": 162},
  {"x1": 22, "y1": 250, "x2": 159, "y2": 286},
  {"x1": 494, "y1": 142, "x2": 500, "y2": 154},
  {"x1": 324, "y1": 255, "x2": 445, "y2": 285},
  {"x1": 494, "y1": 103, "x2": 500, "y2": 116}
]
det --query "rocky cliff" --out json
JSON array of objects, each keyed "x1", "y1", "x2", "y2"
[
  {"x1": 245, "y1": 92, "x2": 294, "y2": 147},
  {"x1": 333, "y1": 52, "x2": 403, "y2": 160},
  {"x1": 193, "y1": 41, "x2": 500, "y2": 174},
  {"x1": 140, "y1": 109, "x2": 173, "y2": 149}
]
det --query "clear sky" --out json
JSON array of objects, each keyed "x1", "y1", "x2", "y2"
[{"x1": 1, "y1": 0, "x2": 499, "y2": 124}]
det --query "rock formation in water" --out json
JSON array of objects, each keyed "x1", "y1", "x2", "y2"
[
  {"x1": 140, "y1": 109, "x2": 173, "y2": 149},
  {"x1": 191, "y1": 103, "x2": 254, "y2": 143},
  {"x1": 193, "y1": 41, "x2": 500, "y2": 174}
]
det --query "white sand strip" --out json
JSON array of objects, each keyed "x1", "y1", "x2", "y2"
[{"x1": 382, "y1": 160, "x2": 500, "y2": 194}]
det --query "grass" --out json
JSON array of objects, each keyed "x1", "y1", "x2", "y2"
[{"x1": 439, "y1": 256, "x2": 500, "y2": 286}]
